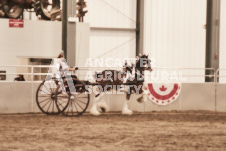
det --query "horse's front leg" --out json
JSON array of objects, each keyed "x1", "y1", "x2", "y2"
[
  {"x1": 122, "y1": 91, "x2": 133, "y2": 115},
  {"x1": 90, "y1": 86, "x2": 105, "y2": 115},
  {"x1": 142, "y1": 87, "x2": 149, "y2": 102},
  {"x1": 97, "y1": 93, "x2": 108, "y2": 113}
]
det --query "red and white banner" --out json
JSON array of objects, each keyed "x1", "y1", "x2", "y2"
[
  {"x1": 147, "y1": 83, "x2": 181, "y2": 105},
  {"x1": 9, "y1": 19, "x2": 24, "y2": 28}
]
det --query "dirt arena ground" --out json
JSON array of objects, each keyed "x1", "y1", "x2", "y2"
[{"x1": 0, "y1": 111, "x2": 226, "y2": 151}]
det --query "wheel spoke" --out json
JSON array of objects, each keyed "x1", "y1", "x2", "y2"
[
  {"x1": 41, "y1": 99, "x2": 52, "y2": 109},
  {"x1": 46, "y1": 100, "x2": 53, "y2": 113},
  {"x1": 66, "y1": 101, "x2": 71, "y2": 115},
  {"x1": 58, "y1": 97, "x2": 68, "y2": 104},
  {"x1": 57, "y1": 101, "x2": 65, "y2": 109},
  {"x1": 76, "y1": 96, "x2": 88, "y2": 98},
  {"x1": 75, "y1": 99, "x2": 87, "y2": 105},
  {"x1": 52, "y1": 99, "x2": 55, "y2": 113},
  {"x1": 57, "y1": 95, "x2": 68, "y2": 99},
  {"x1": 58, "y1": 98, "x2": 68, "y2": 102},
  {"x1": 39, "y1": 88, "x2": 50, "y2": 95},
  {"x1": 74, "y1": 100, "x2": 84, "y2": 111},
  {"x1": 39, "y1": 97, "x2": 51, "y2": 104},
  {"x1": 57, "y1": 100, "x2": 68, "y2": 104},
  {"x1": 38, "y1": 95, "x2": 50, "y2": 98},
  {"x1": 71, "y1": 100, "x2": 74, "y2": 115},
  {"x1": 43, "y1": 84, "x2": 51, "y2": 94},
  {"x1": 72, "y1": 100, "x2": 79, "y2": 114}
]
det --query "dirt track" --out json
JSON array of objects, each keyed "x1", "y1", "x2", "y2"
[{"x1": 0, "y1": 111, "x2": 226, "y2": 151}]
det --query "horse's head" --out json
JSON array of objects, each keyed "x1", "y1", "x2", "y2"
[{"x1": 135, "y1": 54, "x2": 152, "y2": 74}]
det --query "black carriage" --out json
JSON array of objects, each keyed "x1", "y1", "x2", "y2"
[{"x1": 36, "y1": 76, "x2": 90, "y2": 117}]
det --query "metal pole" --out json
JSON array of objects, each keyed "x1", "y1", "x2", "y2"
[
  {"x1": 136, "y1": 0, "x2": 144, "y2": 56},
  {"x1": 205, "y1": 0, "x2": 221, "y2": 82},
  {"x1": 62, "y1": 0, "x2": 67, "y2": 59}
]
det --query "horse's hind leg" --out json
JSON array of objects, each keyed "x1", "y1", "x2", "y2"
[{"x1": 122, "y1": 93, "x2": 133, "y2": 115}]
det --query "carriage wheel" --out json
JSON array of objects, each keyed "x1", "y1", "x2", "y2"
[
  {"x1": 32, "y1": 0, "x2": 61, "y2": 20},
  {"x1": 36, "y1": 78, "x2": 60, "y2": 115},
  {"x1": 55, "y1": 86, "x2": 90, "y2": 117}
]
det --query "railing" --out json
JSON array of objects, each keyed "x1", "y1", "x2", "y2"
[
  {"x1": 216, "y1": 69, "x2": 226, "y2": 83},
  {"x1": 0, "y1": 65, "x2": 52, "y2": 82},
  {"x1": 148, "y1": 67, "x2": 215, "y2": 83},
  {"x1": 0, "y1": 65, "x2": 218, "y2": 83}
]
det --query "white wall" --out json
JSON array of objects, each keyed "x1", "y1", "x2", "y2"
[
  {"x1": 0, "y1": 82, "x2": 222, "y2": 114},
  {"x1": 0, "y1": 19, "x2": 62, "y2": 80},
  {"x1": 86, "y1": 0, "x2": 136, "y2": 28},
  {"x1": 90, "y1": 30, "x2": 136, "y2": 59},
  {"x1": 219, "y1": 0, "x2": 226, "y2": 82},
  {"x1": 144, "y1": 0, "x2": 207, "y2": 82},
  {"x1": 144, "y1": 0, "x2": 207, "y2": 68},
  {"x1": 0, "y1": 19, "x2": 62, "y2": 66},
  {"x1": 87, "y1": 0, "x2": 136, "y2": 60}
]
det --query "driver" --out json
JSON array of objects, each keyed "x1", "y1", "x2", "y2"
[
  {"x1": 55, "y1": 51, "x2": 78, "y2": 92},
  {"x1": 56, "y1": 51, "x2": 78, "y2": 79}
]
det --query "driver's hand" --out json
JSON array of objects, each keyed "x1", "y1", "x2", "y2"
[{"x1": 74, "y1": 67, "x2": 79, "y2": 70}]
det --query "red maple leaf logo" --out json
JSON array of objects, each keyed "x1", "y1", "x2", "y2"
[{"x1": 159, "y1": 85, "x2": 167, "y2": 92}]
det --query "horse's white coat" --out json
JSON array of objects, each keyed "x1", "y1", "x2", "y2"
[{"x1": 142, "y1": 83, "x2": 149, "y2": 103}]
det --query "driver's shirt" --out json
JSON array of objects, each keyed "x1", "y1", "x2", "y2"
[{"x1": 55, "y1": 59, "x2": 69, "y2": 79}]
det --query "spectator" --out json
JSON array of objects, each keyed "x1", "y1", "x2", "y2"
[{"x1": 14, "y1": 74, "x2": 25, "y2": 81}]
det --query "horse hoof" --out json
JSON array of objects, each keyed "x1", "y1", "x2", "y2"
[
  {"x1": 100, "y1": 107, "x2": 106, "y2": 113},
  {"x1": 90, "y1": 110, "x2": 100, "y2": 116},
  {"x1": 98, "y1": 102, "x2": 108, "y2": 112},
  {"x1": 122, "y1": 110, "x2": 133, "y2": 115}
]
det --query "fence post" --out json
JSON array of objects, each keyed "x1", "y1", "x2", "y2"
[
  {"x1": 215, "y1": 69, "x2": 219, "y2": 112},
  {"x1": 31, "y1": 66, "x2": 34, "y2": 113}
]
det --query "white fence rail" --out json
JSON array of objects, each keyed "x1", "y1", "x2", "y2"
[
  {"x1": 0, "y1": 65, "x2": 218, "y2": 83},
  {"x1": 216, "y1": 69, "x2": 226, "y2": 83}
]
